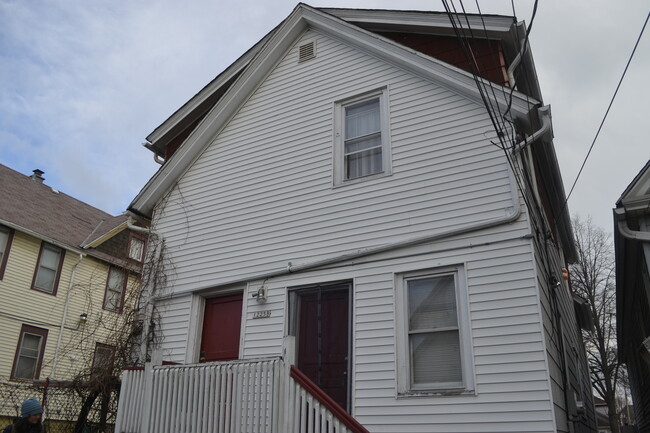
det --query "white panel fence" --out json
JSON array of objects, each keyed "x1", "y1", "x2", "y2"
[{"x1": 115, "y1": 357, "x2": 367, "y2": 433}]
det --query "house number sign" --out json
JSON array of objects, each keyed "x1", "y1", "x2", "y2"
[{"x1": 253, "y1": 310, "x2": 271, "y2": 319}]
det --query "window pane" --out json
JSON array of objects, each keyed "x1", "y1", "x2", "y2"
[
  {"x1": 408, "y1": 275, "x2": 457, "y2": 330},
  {"x1": 108, "y1": 268, "x2": 125, "y2": 291},
  {"x1": 40, "y1": 246, "x2": 61, "y2": 269},
  {"x1": 15, "y1": 333, "x2": 42, "y2": 380},
  {"x1": 35, "y1": 267, "x2": 56, "y2": 292},
  {"x1": 106, "y1": 290, "x2": 121, "y2": 310},
  {"x1": 15, "y1": 357, "x2": 37, "y2": 379},
  {"x1": 345, "y1": 98, "x2": 380, "y2": 139},
  {"x1": 345, "y1": 145, "x2": 382, "y2": 179},
  {"x1": 345, "y1": 134, "x2": 381, "y2": 154},
  {"x1": 20, "y1": 334, "x2": 41, "y2": 357},
  {"x1": 0, "y1": 227, "x2": 8, "y2": 260},
  {"x1": 129, "y1": 238, "x2": 144, "y2": 261},
  {"x1": 410, "y1": 330, "x2": 462, "y2": 384}
]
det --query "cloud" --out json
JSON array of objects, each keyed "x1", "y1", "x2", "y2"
[{"x1": 0, "y1": 0, "x2": 647, "y2": 232}]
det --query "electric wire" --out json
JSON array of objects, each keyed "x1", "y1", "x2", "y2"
[
  {"x1": 443, "y1": 1, "x2": 541, "y2": 227},
  {"x1": 560, "y1": 12, "x2": 649, "y2": 216}
]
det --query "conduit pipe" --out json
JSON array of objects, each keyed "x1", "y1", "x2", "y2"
[
  {"x1": 155, "y1": 166, "x2": 526, "y2": 302},
  {"x1": 153, "y1": 104, "x2": 556, "y2": 302},
  {"x1": 51, "y1": 253, "x2": 86, "y2": 379}
]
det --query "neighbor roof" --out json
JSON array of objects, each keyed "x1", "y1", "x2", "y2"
[{"x1": 0, "y1": 164, "x2": 132, "y2": 266}]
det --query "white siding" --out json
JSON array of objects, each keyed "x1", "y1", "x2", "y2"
[
  {"x1": 154, "y1": 29, "x2": 515, "y2": 293},
  {"x1": 156, "y1": 295, "x2": 193, "y2": 363},
  {"x1": 238, "y1": 226, "x2": 556, "y2": 433},
  {"x1": 150, "y1": 29, "x2": 561, "y2": 432}
]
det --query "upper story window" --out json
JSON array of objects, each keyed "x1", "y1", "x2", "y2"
[
  {"x1": 32, "y1": 242, "x2": 64, "y2": 295},
  {"x1": 0, "y1": 225, "x2": 14, "y2": 279},
  {"x1": 104, "y1": 266, "x2": 126, "y2": 313},
  {"x1": 334, "y1": 88, "x2": 391, "y2": 186},
  {"x1": 395, "y1": 266, "x2": 474, "y2": 395},
  {"x1": 12, "y1": 325, "x2": 48, "y2": 381},
  {"x1": 92, "y1": 343, "x2": 116, "y2": 375},
  {"x1": 128, "y1": 232, "x2": 146, "y2": 262}
]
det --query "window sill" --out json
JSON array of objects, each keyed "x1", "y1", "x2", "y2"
[
  {"x1": 396, "y1": 388, "x2": 476, "y2": 399},
  {"x1": 333, "y1": 170, "x2": 392, "y2": 189}
]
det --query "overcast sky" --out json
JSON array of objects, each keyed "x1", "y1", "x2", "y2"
[{"x1": 1, "y1": 0, "x2": 648, "y2": 233}]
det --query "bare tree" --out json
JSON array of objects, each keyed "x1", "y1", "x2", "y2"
[{"x1": 570, "y1": 215, "x2": 621, "y2": 433}]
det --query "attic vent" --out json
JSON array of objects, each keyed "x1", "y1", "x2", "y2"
[{"x1": 298, "y1": 41, "x2": 315, "y2": 63}]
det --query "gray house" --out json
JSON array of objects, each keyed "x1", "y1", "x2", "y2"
[
  {"x1": 615, "y1": 160, "x2": 650, "y2": 432},
  {"x1": 117, "y1": 5, "x2": 596, "y2": 433}
]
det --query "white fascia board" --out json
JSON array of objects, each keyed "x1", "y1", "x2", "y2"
[
  {"x1": 145, "y1": 33, "x2": 276, "y2": 146},
  {"x1": 322, "y1": 8, "x2": 515, "y2": 35},
  {"x1": 82, "y1": 220, "x2": 130, "y2": 249},
  {"x1": 130, "y1": 4, "x2": 536, "y2": 216},
  {"x1": 130, "y1": 9, "x2": 309, "y2": 217}
]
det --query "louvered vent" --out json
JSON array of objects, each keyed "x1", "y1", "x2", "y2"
[{"x1": 298, "y1": 41, "x2": 315, "y2": 63}]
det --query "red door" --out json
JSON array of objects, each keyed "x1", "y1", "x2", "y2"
[
  {"x1": 200, "y1": 293, "x2": 243, "y2": 362},
  {"x1": 296, "y1": 285, "x2": 350, "y2": 411}
]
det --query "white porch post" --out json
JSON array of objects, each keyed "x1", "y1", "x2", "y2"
[
  {"x1": 139, "y1": 350, "x2": 162, "y2": 433},
  {"x1": 280, "y1": 336, "x2": 296, "y2": 432}
]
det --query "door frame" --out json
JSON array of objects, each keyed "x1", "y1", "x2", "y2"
[
  {"x1": 188, "y1": 285, "x2": 246, "y2": 364},
  {"x1": 287, "y1": 280, "x2": 353, "y2": 411}
]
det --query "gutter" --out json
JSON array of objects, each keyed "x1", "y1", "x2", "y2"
[
  {"x1": 50, "y1": 253, "x2": 86, "y2": 379},
  {"x1": 614, "y1": 207, "x2": 650, "y2": 242}
]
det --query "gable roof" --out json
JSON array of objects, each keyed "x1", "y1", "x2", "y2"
[
  {"x1": 130, "y1": 3, "x2": 539, "y2": 218},
  {"x1": 0, "y1": 164, "x2": 136, "y2": 267}
]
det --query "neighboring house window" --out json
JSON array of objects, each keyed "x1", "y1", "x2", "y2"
[
  {"x1": 127, "y1": 233, "x2": 146, "y2": 262},
  {"x1": 395, "y1": 266, "x2": 474, "y2": 394},
  {"x1": 334, "y1": 88, "x2": 391, "y2": 186},
  {"x1": 103, "y1": 266, "x2": 126, "y2": 312},
  {"x1": 0, "y1": 225, "x2": 14, "y2": 279},
  {"x1": 92, "y1": 343, "x2": 116, "y2": 375},
  {"x1": 32, "y1": 242, "x2": 64, "y2": 295},
  {"x1": 11, "y1": 325, "x2": 48, "y2": 381}
]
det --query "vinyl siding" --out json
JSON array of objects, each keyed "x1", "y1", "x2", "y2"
[
  {"x1": 153, "y1": 29, "x2": 515, "y2": 293},
  {"x1": 0, "y1": 230, "x2": 137, "y2": 381},
  {"x1": 148, "y1": 29, "x2": 565, "y2": 432},
  {"x1": 521, "y1": 151, "x2": 596, "y2": 433}
]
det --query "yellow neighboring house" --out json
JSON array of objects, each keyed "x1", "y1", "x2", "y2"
[{"x1": 0, "y1": 164, "x2": 145, "y2": 384}]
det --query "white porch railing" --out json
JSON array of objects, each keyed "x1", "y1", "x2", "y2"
[{"x1": 115, "y1": 358, "x2": 368, "y2": 433}]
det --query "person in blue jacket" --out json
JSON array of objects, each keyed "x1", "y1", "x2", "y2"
[{"x1": 3, "y1": 398, "x2": 44, "y2": 433}]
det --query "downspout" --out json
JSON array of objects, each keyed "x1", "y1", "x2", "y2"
[
  {"x1": 51, "y1": 253, "x2": 86, "y2": 379},
  {"x1": 507, "y1": 21, "x2": 527, "y2": 89},
  {"x1": 512, "y1": 105, "x2": 552, "y2": 155}
]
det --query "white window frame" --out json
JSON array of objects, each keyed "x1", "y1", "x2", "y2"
[
  {"x1": 333, "y1": 87, "x2": 391, "y2": 186},
  {"x1": 395, "y1": 265, "x2": 475, "y2": 395}
]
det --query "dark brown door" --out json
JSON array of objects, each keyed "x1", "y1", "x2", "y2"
[
  {"x1": 296, "y1": 285, "x2": 350, "y2": 411},
  {"x1": 200, "y1": 293, "x2": 243, "y2": 362}
]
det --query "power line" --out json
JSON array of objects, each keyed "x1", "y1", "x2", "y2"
[{"x1": 562, "y1": 12, "x2": 649, "y2": 211}]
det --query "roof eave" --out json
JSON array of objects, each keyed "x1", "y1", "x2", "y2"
[{"x1": 130, "y1": 4, "x2": 538, "y2": 218}]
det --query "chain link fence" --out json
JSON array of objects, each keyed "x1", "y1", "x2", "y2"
[{"x1": 0, "y1": 377, "x2": 119, "y2": 433}]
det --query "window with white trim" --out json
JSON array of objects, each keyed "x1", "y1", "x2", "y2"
[
  {"x1": 395, "y1": 266, "x2": 474, "y2": 394},
  {"x1": 334, "y1": 88, "x2": 391, "y2": 185},
  {"x1": 103, "y1": 266, "x2": 126, "y2": 312}
]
